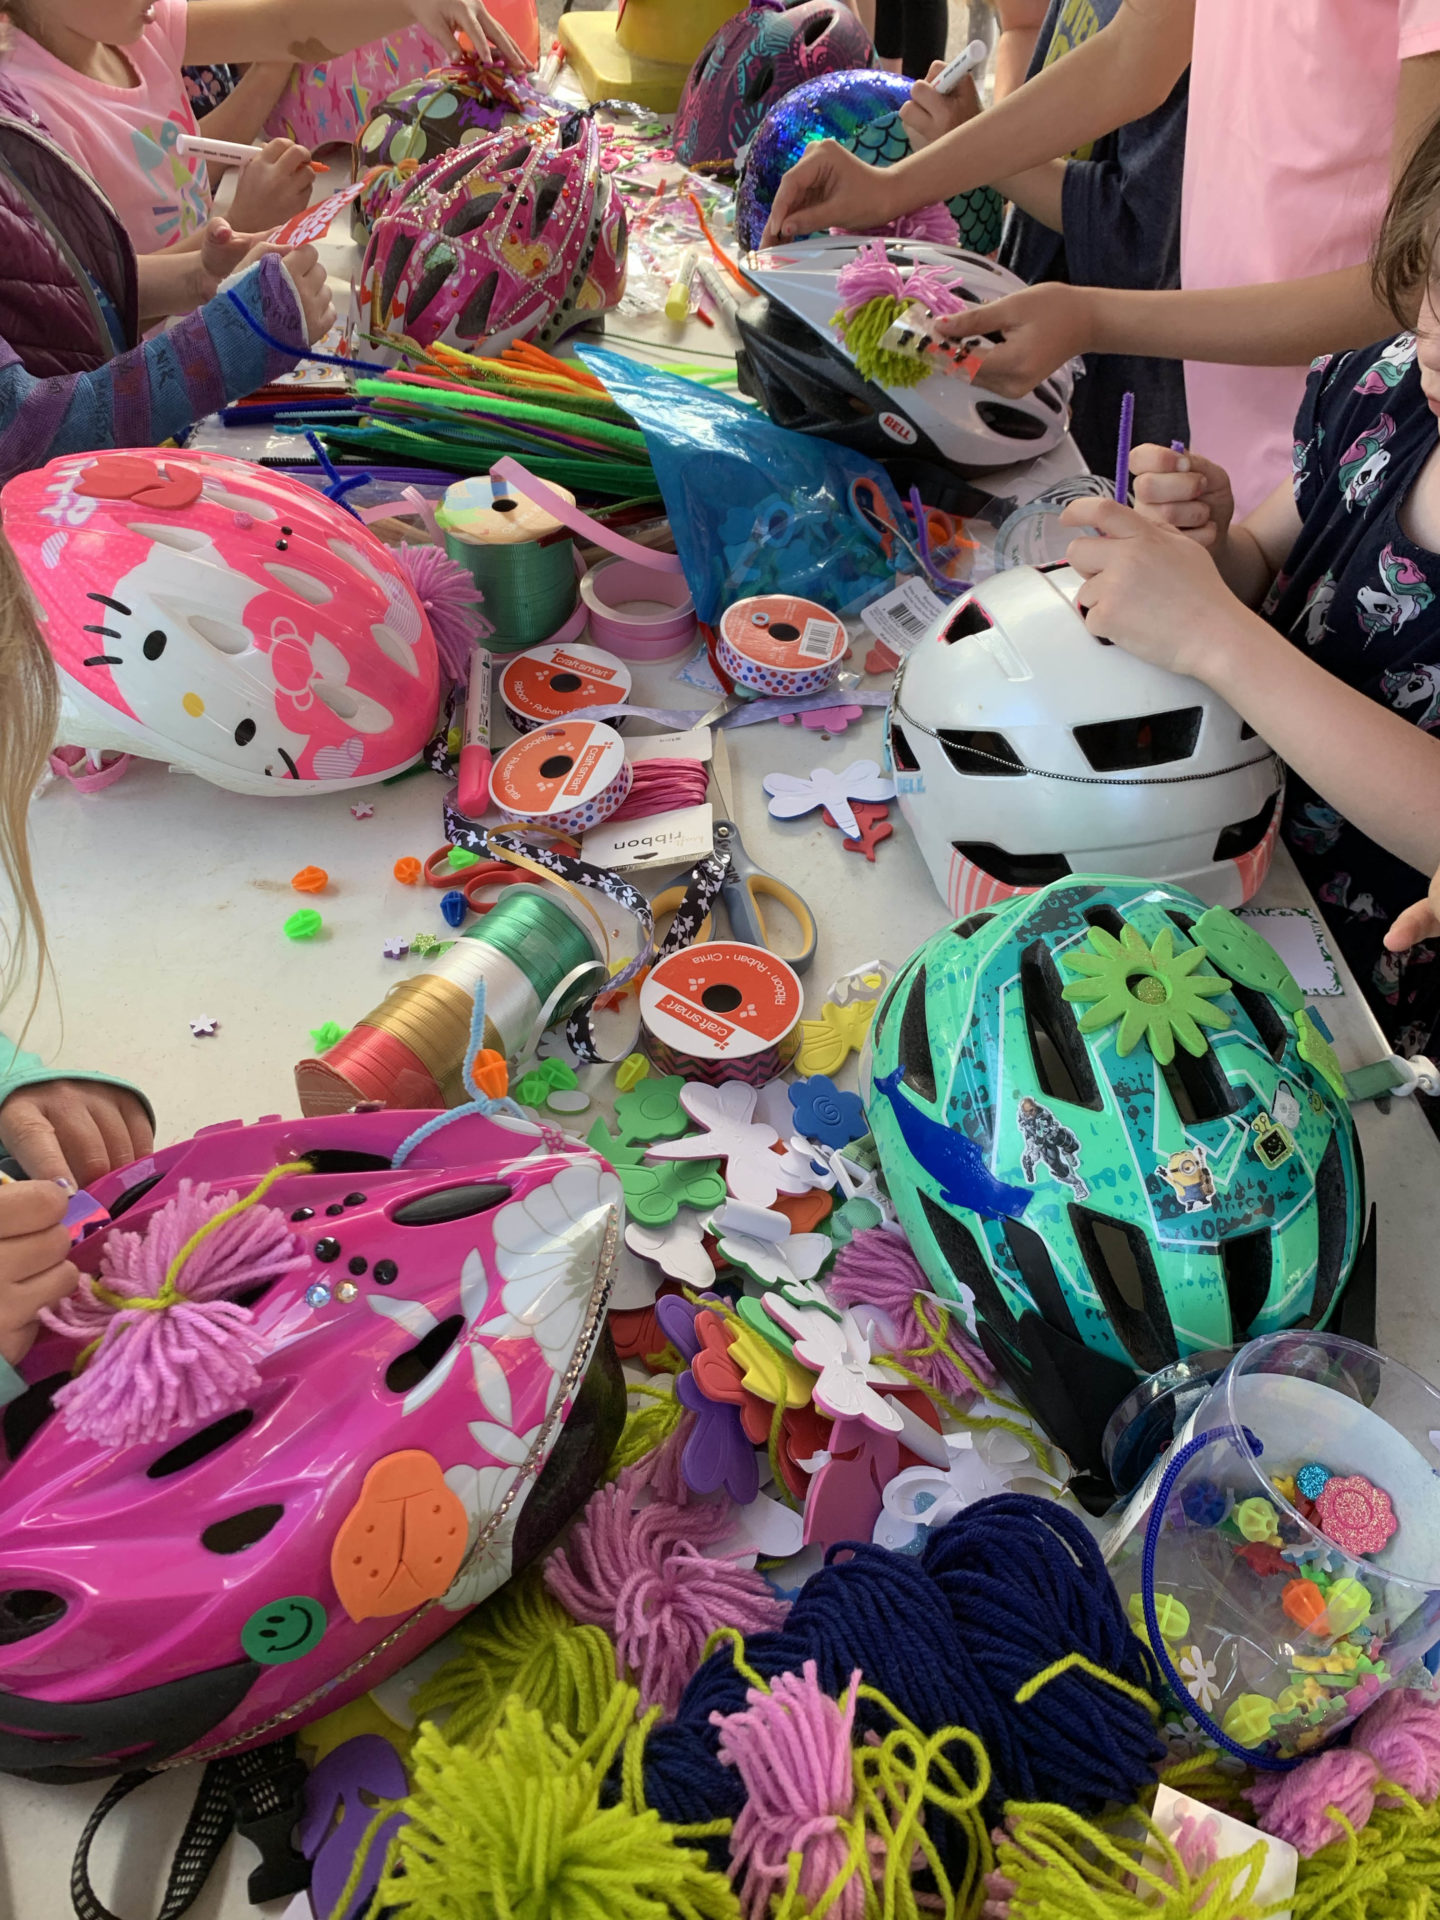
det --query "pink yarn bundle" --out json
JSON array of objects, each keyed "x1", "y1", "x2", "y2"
[
  {"x1": 713, "y1": 1662, "x2": 864, "y2": 1920},
  {"x1": 830, "y1": 1227, "x2": 996, "y2": 1404},
  {"x1": 544, "y1": 1473, "x2": 789, "y2": 1714},
  {"x1": 41, "y1": 1181, "x2": 306, "y2": 1450},
  {"x1": 877, "y1": 202, "x2": 962, "y2": 247},
  {"x1": 629, "y1": 1410, "x2": 700, "y2": 1507},
  {"x1": 396, "y1": 543, "x2": 492, "y2": 684},
  {"x1": 833, "y1": 238, "x2": 968, "y2": 321},
  {"x1": 1245, "y1": 1689, "x2": 1440, "y2": 1855}
]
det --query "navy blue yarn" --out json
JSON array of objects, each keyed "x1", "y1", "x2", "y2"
[{"x1": 644, "y1": 1494, "x2": 1165, "y2": 1852}]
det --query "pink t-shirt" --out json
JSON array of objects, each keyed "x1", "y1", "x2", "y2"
[
  {"x1": 5, "y1": 0, "x2": 210, "y2": 253},
  {"x1": 1182, "y1": 0, "x2": 1440, "y2": 516}
]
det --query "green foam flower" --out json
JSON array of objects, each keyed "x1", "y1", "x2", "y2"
[
  {"x1": 1294, "y1": 1007, "x2": 1346, "y2": 1100},
  {"x1": 1194, "y1": 906, "x2": 1304, "y2": 1011},
  {"x1": 1061, "y1": 922, "x2": 1231, "y2": 1063}
]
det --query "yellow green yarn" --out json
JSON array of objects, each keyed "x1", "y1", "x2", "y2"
[
  {"x1": 606, "y1": 1380, "x2": 686, "y2": 1478},
  {"x1": 831, "y1": 296, "x2": 933, "y2": 389},
  {"x1": 374, "y1": 1687, "x2": 741, "y2": 1920}
]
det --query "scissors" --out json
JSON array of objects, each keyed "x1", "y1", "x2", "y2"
[{"x1": 651, "y1": 731, "x2": 817, "y2": 972}]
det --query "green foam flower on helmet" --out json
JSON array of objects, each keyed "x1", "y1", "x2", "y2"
[{"x1": 1060, "y1": 922, "x2": 1232, "y2": 1064}]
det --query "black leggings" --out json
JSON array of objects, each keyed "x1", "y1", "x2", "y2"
[{"x1": 872, "y1": 0, "x2": 949, "y2": 78}]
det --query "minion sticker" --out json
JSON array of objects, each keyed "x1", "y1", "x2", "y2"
[{"x1": 1158, "y1": 1145, "x2": 1215, "y2": 1213}]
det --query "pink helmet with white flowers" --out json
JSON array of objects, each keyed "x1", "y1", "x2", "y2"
[
  {"x1": 360, "y1": 115, "x2": 626, "y2": 357},
  {"x1": 0, "y1": 1107, "x2": 623, "y2": 1780},
  {"x1": 1, "y1": 450, "x2": 442, "y2": 795}
]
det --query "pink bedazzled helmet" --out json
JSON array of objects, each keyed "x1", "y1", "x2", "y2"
[
  {"x1": 0, "y1": 1108, "x2": 622, "y2": 1779},
  {"x1": 359, "y1": 115, "x2": 626, "y2": 357},
  {"x1": 672, "y1": 0, "x2": 873, "y2": 173},
  {"x1": 1, "y1": 450, "x2": 442, "y2": 796}
]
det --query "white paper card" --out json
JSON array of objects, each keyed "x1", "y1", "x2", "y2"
[
  {"x1": 624, "y1": 726, "x2": 714, "y2": 765},
  {"x1": 1144, "y1": 1785, "x2": 1296, "y2": 1917},
  {"x1": 583, "y1": 803, "x2": 714, "y2": 871},
  {"x1": 860, "y1": 575, "x2": 949, "y2": 655},
  {"x1": 1236, "y1": 906, "x2": 1342, "y2": 996}
]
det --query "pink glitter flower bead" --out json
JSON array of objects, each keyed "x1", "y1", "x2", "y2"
[{"x1": 1314, "y1": 1473, "x2": 1397, "y2": 1557}]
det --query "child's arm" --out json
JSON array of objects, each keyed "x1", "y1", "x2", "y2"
[
  {"x1": 184, "y1": 0, "x2": 527, "y2": 73},
  {"x1": 990, "y1": 0, "x2": 1051, "y2": 102},
  {"x1": 1056, "y1": 498, "x2": 1440, "y2": 879},
  {"x1": 762, "y1": 0, "x2": 1191, "y2": 243},
  {"x1": 193, "y1": 61, "x2": 297, "y2": 148},
  {"x1": 0, "y1": 1183, "x2": 76, "y2": 1383}
]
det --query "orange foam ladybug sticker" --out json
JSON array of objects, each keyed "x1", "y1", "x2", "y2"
[
  {"x1": 76, "y1": 453, "x2": 203, "y2": 512},
  {"x1": 329, "y1": 1450, "x2": 468, "y2": 1622}
]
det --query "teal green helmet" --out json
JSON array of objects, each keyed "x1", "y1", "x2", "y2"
[{"x1": 864, "y1": 877, "x2": 1365, "y2": 1482}]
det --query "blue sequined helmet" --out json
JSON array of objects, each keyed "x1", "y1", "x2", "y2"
[{"x1": 864, "y1": 878, "x2": 1366, "y2": 1482}]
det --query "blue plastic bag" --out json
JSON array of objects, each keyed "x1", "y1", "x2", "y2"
[{"x1": 579, "y1": 348, "x2": 905, "y2": 623}]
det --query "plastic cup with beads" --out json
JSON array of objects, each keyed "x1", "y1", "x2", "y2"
[{"x1": 1102, "y1": 1332, "x2": 1440, "y2": 1765}]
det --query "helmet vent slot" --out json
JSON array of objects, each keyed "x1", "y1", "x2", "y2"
[
  {"x1": 1219, "y1": 1229, "x2": 1272, "y2": 1341},
  {"x1": 941, "y1": 603, "x2": 991, "y2": 645},
  {"x1": 917, "y1": 1193, "x2": 1017, "y2": 1344},
  {"x1": 148, "y1": 1409, "x2": 255, "y2": 1479},
  {"x1": 1213, "y1": 790, "x2": 1277, "y2": 861},
  {"x1": 975, "y1": 401, "x2": 1050, "y2": 442},
  {"x1": 1072, "y1": 708, "x2": 1202, "y2": 772},
  {"x1": 1020, "y1": 940, "x2": 1101, "y2": 1110},
  {"x1": 391, "y1": 1182, "x2": 513, "y2": 1225},
  {"x1": 378, "y1": 231, "x2": 416, "y2": 322},
  {"x1": 1299, "y1": 1134, "x2": 1352, "y2": 1329},
  {"x1": 0, "y1": 1590, "x2": 66, "y2": 1646},
  {"x1": 938, "y1": 731, "x2": 1024, "y2": 776},
  {"x1": 1000, "y1": 1216, "x2": 1078, "y2": 1338},
  {"x1": 889, "y1": 722, "x2": 920, "y2": 773},
  {"x1": 458, "y1": 268, "x2": 500, "y2": 338},
  {"x1": 801, "y1": 11, "x2": 831, "y2": 42},
  {"x1": 1082, "y1": 905, "x2": 1127, "y2": 939},
  {"x1": 953, "y1": 843, "x2": 1071, "y2": 888},
  {"x1": 952, "y1": 913, "x2": 995, "y2": 940},
  {"x1": 532, "y1": 176, "x2": 564, "y2": 235},
  {"x1": 1069, "y1": 1208, "x2": 1177, "y2": 1373},
  {"x1": 1159, "y1": 1043, "x2": 1240, "y2": 1125},
  {"x1": 443, "y1": 190, "x2": 504, "y2": 237},
  {"x1": 107, "y1": 1171, "x2": 163, "y2": 1220},
  {"x1": 896, "y1": 966, "x2": 937, "y2": 1104},
  {"x1": 2, "y1": 1372, "x2": 68, "y2": 1463},
  {"x1": 742, "y1": 60, "x2": 777, "y2": 104},
  {"x1": 293, "y1": 1149, "x2": 394, "y2": 1174},
  {"x1": 201, "y1": 1505, "x2": 284, "y2": 1556},
  {"x1": 406, "y1": 255, "x2": 456, "y2": 327},
  {"x1": 386, "y1": 1313, "x2": 465, "y2": 1394},
  {"x1": 1240, "y1": 721, "x2": 1257, "y2": 740}
]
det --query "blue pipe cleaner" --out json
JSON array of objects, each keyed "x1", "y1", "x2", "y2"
[{"x1": 392, "y1": 977, "x2": 523, "y2": 1166}]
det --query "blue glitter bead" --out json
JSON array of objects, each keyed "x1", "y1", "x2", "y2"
[
  {"x1": 1296, "y1": 1462, "x2": 1332, "y2": 1502},
  {"x1": 736, "y1": 70, "x2": 912, "y2": 251},
  {"x1": 1180, "y1": 1479, "x2": 1227, "y2": 1528},
  {"x1": 439, "y1": 888, "x2": 468, "y2": 928},
  {"x1": 305, "y1": 1282, "x2": 331, "y2": 1309}
]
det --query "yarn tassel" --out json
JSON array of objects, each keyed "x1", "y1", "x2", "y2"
[
  {"x1": 831, "y1": 239, "x2": 970, "y2": 388},
  {"x1": 830, "y1": 1226, "x2": 996, "y2": 1405},
  {"x1": 395, "y1": 541, "x2": 492, "y2": 685},
  {"x1": 41, "y1": 1168, "x2": 308, "y2": 1449},
  {"x1": 1246, "y1": 1689, "x2": 1440, "y2": 1856},
  {"x1": 545, "y1": 1474, "x2": 789, "y2": 1716}
]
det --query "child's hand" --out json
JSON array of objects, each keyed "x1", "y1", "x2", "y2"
[
  {"x1": 1131, "y1": 443, "x2": 1236, "y2": 555},
  {"x1": 760, "y1": 140, "x2": 899, "y2": 246},
  {"x1": 900, "y1": 63, "x2": 982, "y2": 150},
  {"x1": 281, "y1": 244, "x2": 337, "y2": 343},
  {"x1": 228, "y1": 138, "x2": 315, "y2": 233},
  {"x1": 409, "y1": 0, "x2": 527, "y2": 70},
  {"x1": 0, "y1": 1183, "x2": 77, "y2": 1371},
  {"x1": 1385, "y1": 873, "x2": 1440, "y2": 953},
  {"x1": 199, "y1": 217, "x2": 279, "y2": 286},
  {"x1": 935, "y1": 281, "x2": 1095, "y2": 397},
  {"x1": 1059, "y1": 497, "x2": 1243, "y2": 679},
  {"x1": 0, "y1": 1082, "x2": 153, "y2": 1190}
]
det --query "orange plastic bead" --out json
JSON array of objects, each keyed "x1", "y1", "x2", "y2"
[
  {"x1": 393, "y1": 857, "x2": 422, "y2": 885},
  {"x1": 471, "y1": 1048, "x2": 509, "y2": 1100},
  {"x1": 291, "y1": 865, "x2": 328, "y2": 894},
  {"x1": 1282, "y1": 1578, "x2": 1328, "y2": 1630}
]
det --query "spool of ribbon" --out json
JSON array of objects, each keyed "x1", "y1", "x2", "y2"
[
  {"x1": 640, "y1": 941, "x2": 805, "y2": 1087},
  {"x1": 436, "y1": 473, "x2": 578, "y2": 653},
  {"x1": 489, "y1": 722, "x2": 711, "y2": 837},
  {"x1": 499, "y1": 641, "x2": 633, "y2": 733},
  {"x1": 579, "y1": 558, "x2": 696, "y2": 661},
  {"x1": 716, "y1": 594, "x2": 848, "y2": 699}
]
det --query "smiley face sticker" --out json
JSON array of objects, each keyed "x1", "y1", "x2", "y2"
[{"x1": 241, "y1": 1594, "x2": 326, "y2": 1665}]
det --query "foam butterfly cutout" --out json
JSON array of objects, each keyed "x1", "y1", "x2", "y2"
[
  {"x1": 647, "y1": 1081, "x2": 810, "y2": 1209},
  {"x1": 76, "y1": 453, "x2": 202, "y2": 511},
  {"x1": 761, "y1": 759, "x2": 896, "y2": 841},
  {"x1": 764, "y1": 1293, "x2": 902, "y2": 1433},
  {"x1": 794, "y1": 999, "x2": 877, "y2": 1077},
  {"x1": 624, "y1": 1208, "x2": 715, "y2": 1288}
]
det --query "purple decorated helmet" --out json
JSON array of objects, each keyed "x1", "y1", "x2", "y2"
[
  {"x1": 351, "y1": 62, "x2": 518, "y2": 233},
  {"x1": 0, "y1": 1107, "x2": 622, "y2": 1779},
  {"x1": 672, "y1": 0, "x2": 874, "y2": 174},
  {"x1": 360, "y1": 116, "x2": 627, "y2": 357}
]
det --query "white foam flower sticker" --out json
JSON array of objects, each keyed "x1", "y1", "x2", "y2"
[
  {"x1": 367, "y1": 1245, "x2": 513, "y2": 1422},
  {"x1": 1177, "y1": 1645, "x2": 1219, "y2": 1713},
  {"x1": 479, "y1": 1161, "x2": 621, "y2": 1374},
  {"x1": 441, "y1": 1421, "x2": 542, "y2": 1611}
]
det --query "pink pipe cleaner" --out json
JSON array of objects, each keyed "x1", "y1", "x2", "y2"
[
  {"x1": 714, "y1": 1662, "x2": 864, "y2": 1920},
  {"x1": 41, "y1": 1181, "x2": 307, "y2": 1450},
  {"x1": 396, "y1": 542, "x2": 493, "y2": 685},
  {"x1": 830, "y1": 1227, "x2": 996, "y2": 1404},
  {"x1": 544, "y1": 1472, "x2": 789, "y2": 1715},
  {"x1": 1245, "y1": 1688, "x2": 1440, "y2": 1855}
]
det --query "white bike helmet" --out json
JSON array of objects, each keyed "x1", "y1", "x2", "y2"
[
  {"x1": 736, "y1": 237, "x2": 1072, "y2": 471},
  {"x1": 887, "y1": 564, "x2": 1284, "y2": 915}
]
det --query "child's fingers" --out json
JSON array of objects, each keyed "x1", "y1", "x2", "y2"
[
  {"x1": 0, "y1": 1183, "x2": 67, "y2": 1236},
  {"x1": 0, "y1": 1221, "x2": 72, "y2": 1291},
  {"x1": 11, "y1": 1259, "x2": 79, "y2": 1316},
  {"x1": 1132, "y1": 468, "x2": 1207, "y2": 505},
  {"x1": 1129, "y1": 442, "x2": 1186, "y2": 475},
  {"x1": 1141, "y1": 499, "x2": 1214, "y2": 532},
  {"x1": 1384, "y1": 898, "x2": 1440, "y2": 951}
]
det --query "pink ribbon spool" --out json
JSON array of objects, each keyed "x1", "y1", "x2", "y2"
[{"x1": 579, "y1": 558, "x2": 697, "y2": 661}]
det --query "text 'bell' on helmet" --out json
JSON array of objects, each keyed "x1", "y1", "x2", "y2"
[
  {"x1": 1, "y1": 449, "x2": 442, "y2": 796},
  {"x1": 736, "y1": 237, "x2": 1072, "y2": 471},
  {"x1": 863, "y1": 878, "x2": 1364, "y2": 1488},
  {"x1": 0, "y1": 1107, "x2": 623, "y2": 1780},
  {"x1": 359, "y1": 115, "x2": 627, "y2": 359},
  {"x1": 887, "y1": 563, "x2": 1284, "y2": 915},
  {"x1": 672, "y1": 0, "x2": 875, "y2": 174}
]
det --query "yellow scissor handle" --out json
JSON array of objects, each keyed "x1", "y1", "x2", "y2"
[
  {"x1": 650, "y1": 885, "x2": 714, "y2": 951},
  {"x1": 726, "y1": 870, "x2": 818, "y2": 973}
]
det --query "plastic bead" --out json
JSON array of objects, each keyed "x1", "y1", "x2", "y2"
[
  {"x1": 1180, "y1": 1479, "x2": 1227, "y2": 1527},
  {"x1": 616, "y1": 1052, "x2": 649, "y2": 1092},
  {"x1": 1282, "y1": 1579, "x2": 1328, "y2": 1630},
  {"x1": 1127, "y1": 1590, "x2": 1190, "y2": 1641},
  {"x1": 394, "y1": 857, "x2": 422, "y2": 885},
  {"x1": 1238, "y1": 1542, "x2": 1290, "y2": 1578},
  {"x1": 1236, "y1": 1497, "x2": 1281, "y2": 1543},
  {"x1": 291, "y1": 865, "x2": 329, "y2": 894},
  {"x1": 448, "y1": 847, "x2": 481, "y2": 870},
  {"x1": 309, "y1": 1021, "x2": 349, "y2": 1051},
  {"x1": 285, "y1": 909, "x2": 323, "y2": 940},
  {"x1": 537, "y1": 1059, "x2": 579, "y2": 1091},
  {"x1": 1222, "y1": 1694, "x2": 1277, "y2": 1746},
  {"x1": 440, "y1": 889, "x2": 468, "y2": 927},
  {"x1": 470, "y1": 1049, "x2": 509, "y2": 1100},
  {"x1": 1324, "y1": 1577, "x2": 1373, "y2": 1637}
]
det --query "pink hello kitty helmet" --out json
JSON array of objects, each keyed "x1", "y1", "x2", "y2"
[
  {"x1": 0, "y1": 1107, "x2": 623, "y2": 1779},
  {"x1": 1, "y1": 451, "x2": 442, "y2": 796},
  {"x1": 360, "y1": 115, "x2": 626, "y2": 357}
]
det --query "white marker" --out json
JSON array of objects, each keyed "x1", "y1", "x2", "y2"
[
  {"x1": 930, "y1": 38, "x2": 989, "y2": 96},
  {"x1": 177, "y1": 132, "x2": 325, "y2": 171}
]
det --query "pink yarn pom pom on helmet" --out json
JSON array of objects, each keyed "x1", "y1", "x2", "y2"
[{"x1": 360, "y1": 115, "x2": 627, "y2": 358}]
